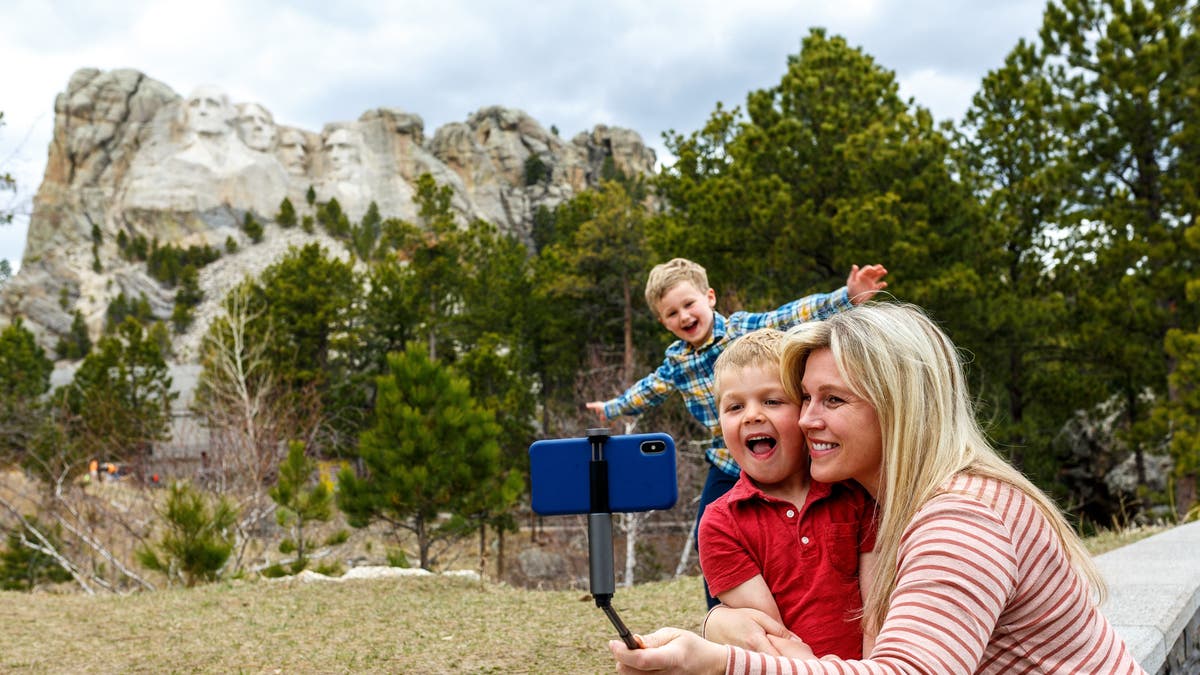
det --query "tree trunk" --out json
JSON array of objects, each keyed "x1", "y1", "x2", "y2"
[
  {"x1": 1177, "y1": 474, "x2": 1197, "y2": 521},
  {"x1": 621, "y1": 512, "x2": 639, "y2": 587},
  {"x1": 497, "y1": 528, "x2": 506, "y2": 579}
]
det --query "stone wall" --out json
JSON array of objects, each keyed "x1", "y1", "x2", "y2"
[{"x1": 1097, "y1": 520, "x2": 1200, "y2": 673}]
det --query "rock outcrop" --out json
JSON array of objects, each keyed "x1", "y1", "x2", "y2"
[{"x1": 0, "y1": 68, "x2": 656, "y2": 359}]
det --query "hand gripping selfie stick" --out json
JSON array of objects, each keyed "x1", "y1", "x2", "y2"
[{"x1": 586, "y1": 427, "x2": 642, "y2": 650}]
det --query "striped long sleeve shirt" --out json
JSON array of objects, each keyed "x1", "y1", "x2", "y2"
[
  {"x1": 601, "y1": 288, "x2": 852, "y2": 476},
  {"x1": 727, "y1": 474, "x2": 1146, "y2": 675}
]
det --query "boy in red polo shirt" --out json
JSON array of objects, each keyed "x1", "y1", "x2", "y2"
[{"x1": 699, "y1": 329, "x2": 877, "y2": 659}]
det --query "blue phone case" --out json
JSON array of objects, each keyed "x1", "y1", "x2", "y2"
[{"x1": 529, "y1": 433, "x2": 678, "y2": 515}]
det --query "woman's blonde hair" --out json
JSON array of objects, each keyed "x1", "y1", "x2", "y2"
[{"x1": 779, "y1": 302, "x2": 1104, "y2": 634}]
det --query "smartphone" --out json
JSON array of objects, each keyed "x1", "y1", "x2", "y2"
[{"x1": 529, "y1": 432, "x2": 677, "y2": 515}]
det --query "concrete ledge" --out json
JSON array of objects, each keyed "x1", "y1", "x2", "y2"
[{"x1": 1096, "y1": 520, "x2": 1200, "y2": 674}]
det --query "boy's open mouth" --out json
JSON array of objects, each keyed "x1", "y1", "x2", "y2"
[{"x1": 746, "y1": 434, "x2": 777, "y2": 455}]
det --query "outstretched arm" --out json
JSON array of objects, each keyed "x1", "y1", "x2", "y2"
[{"x1": 846, "y1": 264, "x2": 888, "y2": 304}]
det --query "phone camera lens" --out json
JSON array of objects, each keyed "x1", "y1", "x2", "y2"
[{"x1": 641, "y1": 440, "x2": 665, "y2": 454}]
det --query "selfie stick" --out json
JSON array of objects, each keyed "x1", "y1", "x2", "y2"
[{"x1": 586, "y1": 427, "x2": 641, "y2": 650}]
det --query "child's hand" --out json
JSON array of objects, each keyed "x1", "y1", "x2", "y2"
[
  {"x1": 703, "y1": 605, "x2": 790, "y2": 655},
  {"x1": 847, "y1": 264, "x2": 888, "y2": 304},
  {"x1": 585, "y1": 401, "x2": 608, "y2": 421}
]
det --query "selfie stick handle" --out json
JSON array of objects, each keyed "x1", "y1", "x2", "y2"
[
  {"x1": 587, "y1": 428, "x2": 614, "y2": 597},
  {"x1": 586, "y1": 427, "x2": 641, "y2": 650}
]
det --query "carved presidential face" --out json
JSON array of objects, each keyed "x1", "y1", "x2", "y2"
[
  {"x1": 236, "y1": 103, "x2": 277, "y2": 152},
  {"x1": 184, "y1": 85, "x2": 232, "y2": 136},
  {"x1": 324, "y1": 128, "x2": 361, "y2": 180},
  {"x1": 277, "y1": 128, "x2": 309, "y2": 175}
]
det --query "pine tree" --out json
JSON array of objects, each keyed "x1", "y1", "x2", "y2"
[
  {"x1": 336, "y1": 345, "x2": 520, "y2": 569},
  {"x1": 63, "y1": 317, "x2": 176, "y2": 469},
  {"x1": 269, "y1": 440, "x2": 332, "y2": 572},
  {"x1": 137, "y1": 481, "x2": 237, "y2": 587},
  {"x1": 171, "y1": 265, "x2": 203, "y2": 333},
  {"x1": 242, "y1": 212, "x2": 264, "y2": 244},
  {"x1": 55, "y1": 310, "x2": 91, "y2": 360},
  {"x1": 0, "y1": 519, "x2": 73, "y2": 590},
  {"x1": 275, "y1": 197, "x2": 298, "y2": 228},
  {"x1": 0, "y1": 318, "x2": 54, "y2": 463}
]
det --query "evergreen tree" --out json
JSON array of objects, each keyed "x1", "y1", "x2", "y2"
[
  {"x1": 1041, "y1": 0, "x2": 1200, "y2": 505},
  {"x1": 171, "y1": 265, "x2": 203, "y2": 333},
  {"x1": 336, "y1": 345, "x2": 520, "y2": 569},
  {"x1": 233, "y1": 243, "x2": 362, "y2": 453},
  {"x1": 317, "y1": 198, "x2": 350, "y2": 238},
  {"x1": 652, "y1": 28, "x2": 975, "y2": 319},
  {"x1": 275, "y1": 197, "x2": 298, "y2": 228},
  {"x1": 359, "y1": 257, "x2": 420, "y2": 377},
  {"x1": 63, "y1": 317, "x2": 176, "y2": 470},
  {"x1": 524, "y1": 154, "x2": 550, "y2": 186},
  {"x1": 105, "y1": 292, "x2": 155, "y2": 333},
  {"x1": 250, "y1": 243, "x2": 359, "y2": 391},
  {"x1": 954, "y1": 40, "x2": 1087, "y2": 485},
  {"x1": 138, "y1": 481, "x2": 237, "y2": 587},
  {"x1": 350, "y1": 201, "x2": 383, "y2": 260},
  {"x1": 243, "y1": 212, "x2": 264, "y2": 244},
  {"x1": 55, "y1": 310, "x2": 91, "y2": 360},
  {"x1": 392, "y1": 174, "x2": 468, "y2": 360},
  {"x1": 0, "y1": 519, "x2": 73, "y2": 591},
  {"x1": 0, "y1": 318, "x2": 54, "y2": 463},
  {"x1": 269, "y1": 440, "x2": 332, "y2": 572}
]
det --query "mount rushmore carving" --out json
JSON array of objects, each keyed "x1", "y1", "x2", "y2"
[{"x1": 1, "y1": 68, "x2": 656, "y2": 358}]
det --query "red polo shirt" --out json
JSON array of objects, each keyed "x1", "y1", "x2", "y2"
[{"x1": 699, "y1": 477, "x2": 877, "y2": 659}]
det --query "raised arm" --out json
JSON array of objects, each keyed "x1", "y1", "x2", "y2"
[{"x1": 584, "y1": 360, "x2": 678, "y2": 421}]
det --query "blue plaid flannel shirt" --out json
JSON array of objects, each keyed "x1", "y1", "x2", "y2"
[{"x1": 602, "y1": 287, "x2": 853, "y2": 477}]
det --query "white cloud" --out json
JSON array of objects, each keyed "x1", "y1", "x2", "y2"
[{"x1": 0, "y1": 0, "x2": 1048, "y2": 271}]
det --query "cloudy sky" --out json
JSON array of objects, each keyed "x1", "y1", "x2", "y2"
[{"x1": 0, "y1": 0, "x2": 1048, "y2": 272}]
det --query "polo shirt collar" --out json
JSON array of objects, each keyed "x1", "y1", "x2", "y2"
[{"x1": 727, "y1": 473, "x2": 835, "y2": 509}]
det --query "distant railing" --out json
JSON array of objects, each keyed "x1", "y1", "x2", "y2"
[{"x1": 1097, "y1": 520, "x2": 1200, "y2": 674}]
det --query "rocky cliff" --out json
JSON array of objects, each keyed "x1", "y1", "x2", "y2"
[{"x1": 0, "y1": 68, "x2": 656, "y2": 361}]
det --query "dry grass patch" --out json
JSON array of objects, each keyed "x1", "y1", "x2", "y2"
[
  {"x1": 1083, "y1": 522, "x2": 1170, "y2": 556},
  {"x1": 0, "y1": 573, "x2": 705, "y2": 673}
]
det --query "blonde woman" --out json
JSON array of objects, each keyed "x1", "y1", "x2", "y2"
[{"x1": 610, "y1": 303, "x2": 1145, "y2": 674}]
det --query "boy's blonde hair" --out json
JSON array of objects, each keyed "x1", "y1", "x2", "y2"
[
  {"x1": 779, "y1": 302, "x2": 1105, "y2": 635},
  {"x1": 644, "y1": 258, "x2": 709, "y2": 315},
  {"x1": 713, "y1": 329, "x2": 785, "y2": 400}
]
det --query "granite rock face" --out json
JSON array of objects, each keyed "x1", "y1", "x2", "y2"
[{"x1": 1, "y1": 68, "x2": 656, "y2": 359}]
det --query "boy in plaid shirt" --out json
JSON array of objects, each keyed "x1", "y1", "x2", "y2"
[{"x1": 586, "y1": 257, "x2": 887, "y2": 607}]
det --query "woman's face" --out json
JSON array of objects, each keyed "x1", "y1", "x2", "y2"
[{"x1": 797, "y1": 348, "x2": 884, "y2": 498}]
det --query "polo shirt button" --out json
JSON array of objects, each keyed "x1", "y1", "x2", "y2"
[
  {"x1": 801, "y1": 536, "x2": 810, "y2": 545},
  {"x1": 786, "y1": 509, "x2": 795, "y2": 518}
]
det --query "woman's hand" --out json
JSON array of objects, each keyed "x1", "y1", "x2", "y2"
[
  {"x1": 765, "y1": 632, "x2": 817, "y2": 660},
  {"x1": 609, "y1": 628, "x2": 727, "y2": 675},
  {"x1": 703, "y1": 605, "x2": 791, "y2": 655}
]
